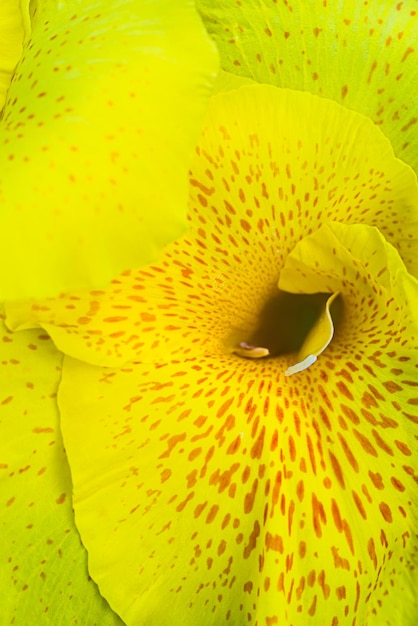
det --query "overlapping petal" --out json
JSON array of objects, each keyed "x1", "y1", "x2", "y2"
[
  {"x1": 0, "y1": 0, "x2": 218, "y2": 301},
  {"x1": 0, "y1": 309, "x2": 123, "y2": 624},
  {"x1": 58, "y1": 220, "x2": 418, "y2": 624},
  {"x1": 6, "y1": 85, "x2": 418, "y2": 367},
  {"x1": 197, "y1": 0, "x2": 418, "y2": 173},
  {"x1": 33, "y1": 86, "x2": 417, "y2": 623},
  {"x1": 0, "y1": 1, "x2": 24, "y2": 111}
]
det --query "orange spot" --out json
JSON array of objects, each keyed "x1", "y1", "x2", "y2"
[
  {"x1": 266, "y1": 532, "x2": 284, "y2": 553},
  {"x1": 331, "y1": 546, "x2": 350, "y2": 570},
  {"x1": 390, "y1": 476, "x2": 405, "y2": 492},
  {"x1": 32, "y1": 427, "x2": 54, "y2": 434},
  {"x1": 401, "y1": 46, "x2": 414, "y2": 62},
  {"x1": 243, "y1": 520, "x2": 260, "y2": 559},
  {"x1": 382, "y1": 380, "x2": 402, "y2": 393},
  {"x1": 353, "y1": 429, "x2": 378, "y2": 456},
  {"x1": 352, "y1": 490, "x2": 367, "y2": 519},
  {"x1": 379, "y1": 502, "x2": 393, "y2": 523},
  {"x1": 158, "y1": 433, "x2": 186, "y2": 459},
  {"x1": 336, "y1": 381, "x2": 354, "y2": 401},
  {"x1": 240, "y1": 219, "x2": 251, "y2": 232},
  {"x1": 329, "y1": 451, "x2": 345, "y2": 488},
  {"x1": 56, "y1": 493, "x2": 66, "y2": 504},
  {"x1": 401, "y1": 117, "x2": 418, "y2": 132},
  {"x1": 367, "y1": 60, "x2": 378, "y2": 84},
  {"x1": 296, "y1": 480, "x2": 304, "y2": 502},
  {"x1": 394, "y1": 439, "x2": 411, "y2": 455},
  {"x1": 308, "y1": 594, "x2": 317, "y2": 616},
  {"x1": 336, "y1": 586, "x2": 346, "y2": 600},
  {"x1": 312, "y1": 493, "x2": 326, "y2": 538},
  {"x1": 206, "y1": 505, "x2": 219, "y2": 524},
  {"x1": 244, "y1": 479, "x2": 258, "y2": 514},
  {"x1": 369, "y1": 470, "x2": 384, "y2": 490},
  {"x1": 103, "y1": 316, "x2": 128, "y2": 323},
  {"x1": 331, "y1": 499, "x2": 343, "y2": 532}
]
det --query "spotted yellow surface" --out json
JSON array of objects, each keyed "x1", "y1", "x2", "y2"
[
  {"x1": 0, "y1": 308, "x2": 124, "y2": 624},
  {"x1": 197, "y1": 0, "x2": 418, "y2": 174},
  {"x1": 58, "y1": 227, "x2": 418, "y2": 625},
  {"x1": 49, "y1": 87, "x2": 418, "y2": 624},
  {"x1": 0, "y1": 1, "x2": 24, "y2": 110},
  {"x1": 0, "y1": 0, "x2": 218, "y2": 301},
  {"x1": 6, "y1": 86, "x2": 418, "y2": 368}
]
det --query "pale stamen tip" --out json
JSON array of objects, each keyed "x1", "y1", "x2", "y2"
[{"x1": 233, "y1": 341, "x2": 270, "y2": 359}]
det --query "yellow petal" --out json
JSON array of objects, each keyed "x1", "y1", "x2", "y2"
[
  {"x1": 0, "y1": 1, "x2": 24, "y2": 110},
  {"x1": 285, "y1": 292, "x2": 340, "y2": 376},
  {"x1": 0, "y1": 0, "x2": 218, "y2": 300},
  {"x1": 6, "y1": 85, "x2": 418, "y2": 366},
  {"x1": 58, "y1": 223, "x2": 418, "y2": 622},
  {"x1": 197, "y1": 0, "x2": 418, "y2": 173},
  {"x1": 0, "y1": 309, "x2": 123, "y2": 623}
]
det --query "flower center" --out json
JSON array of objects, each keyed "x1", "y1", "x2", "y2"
[{"x1": 230, "y1": 290, "x2": 343, "y2": 373}]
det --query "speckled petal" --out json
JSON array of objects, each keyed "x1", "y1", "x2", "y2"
[
  {"x1": 58, "y1": 219, "x2": 418, "y2": 623},
  {"x1": 0, "y1": 0, "x2": 218, "y2": 301},
  {"x1": 0, "y1": 1, "x2": 24, "y2": 110},
  {"x1": 0, "y1": 309, "x2": 124, "y2": 624},
  {"x1": 197, "y1": 0, "x2": 418, "y2": 174},
  {"x1": 6, "y1": 85, "x2": 418, "y2": 366}
]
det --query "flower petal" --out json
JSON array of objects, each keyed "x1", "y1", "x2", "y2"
[
  {"x1": 0, "y1": 310, "x2": 123, "y2": 623},
  {"x1": 0, "y1": 1, "x2": 24, "y2": 110},
  {"x1": 58, "y1": 221, "x2": 418, "y2": 623},
  {"x1": 197, "y1": 0, "x2": 418, "y2": 173},
  {"x1": 285, "y1": 292, "x2": 340, "y2": 377},
  {"x1": 6, "y1": 85, "x2": 418, "y2": 365},
  {"x1": 0, "y1": 0, "x2": 218, "y2": 300}
]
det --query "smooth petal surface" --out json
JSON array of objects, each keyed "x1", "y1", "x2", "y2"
[
  {"x1": 0, "y1": 309, "x2": 123, "y2": 624},
  {"x1": 197, "y1": 0, "x2": 418, "y2": 173},
  {"x1": 285, "y1": 292, "x2": 340, "y2": 377},
  {"x1": 0, "y1": 0, "x2": 218, "y2": 301},
  {"x1": 58, "y1": 219, "x2": 418, "y2": 624},
  {"x1": 6, "y1": 85, "x2": 418, "y2": 365},
  {"x1": 0, "y1": 1, "x2": 24, "y2": 110}
]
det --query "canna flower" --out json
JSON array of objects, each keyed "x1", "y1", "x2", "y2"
[{"x1": 1, "y1": 1, "x2": 418, "y2": 626}]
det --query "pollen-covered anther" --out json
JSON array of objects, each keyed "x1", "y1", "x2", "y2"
[{"x1": 232, "y1": 341, "x2": 270, "y2": 359}]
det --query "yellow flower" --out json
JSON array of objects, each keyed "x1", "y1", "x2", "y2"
[{"x1": 1, "y1": 2, "x2": 418, "y2": 626}]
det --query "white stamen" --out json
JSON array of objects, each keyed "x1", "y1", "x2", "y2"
[{"x1": 285, "y1": 354, "x2": 317, "y2": 377}]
